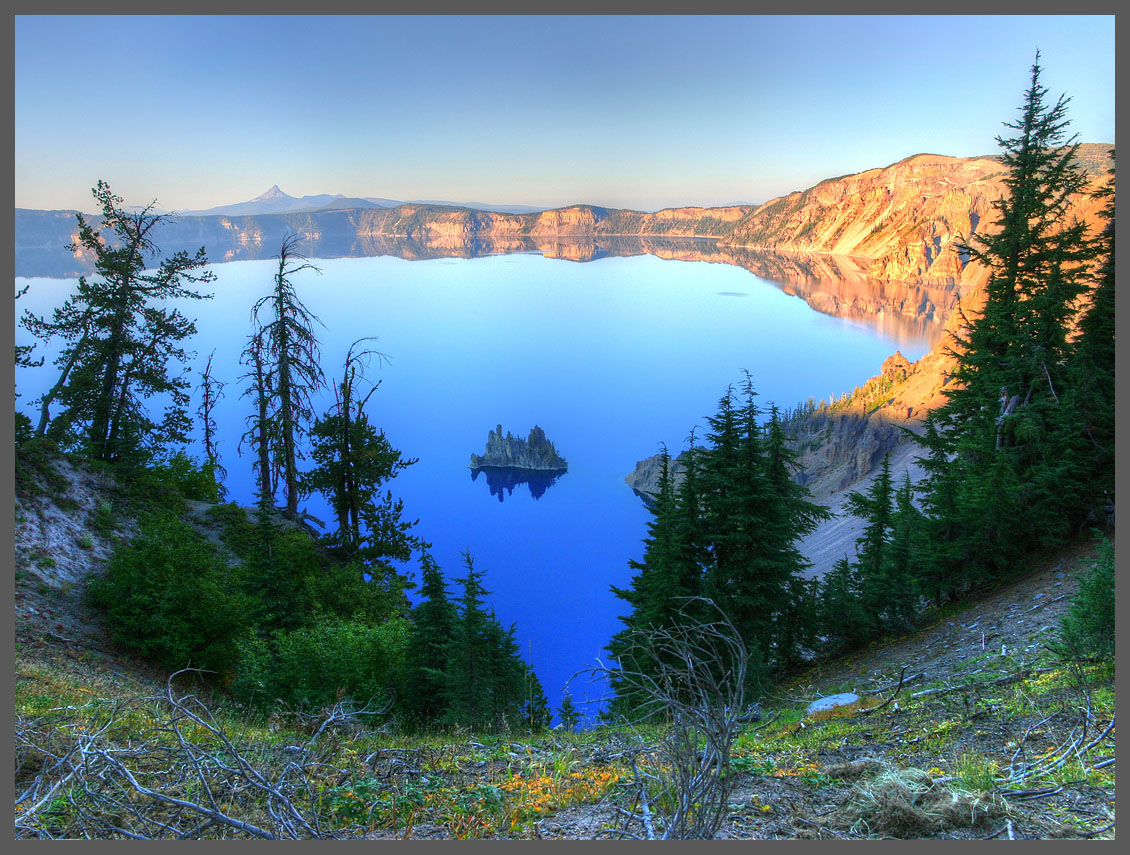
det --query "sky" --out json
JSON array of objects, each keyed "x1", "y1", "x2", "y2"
[{"x1": 14, "y1": 15, "x2": 1116, "y2": 213}]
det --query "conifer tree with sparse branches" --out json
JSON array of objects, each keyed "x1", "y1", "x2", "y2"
[
  {"x1": 249, "y1": 235, "x2": 325, "y2": 518},
  {"x1": 21, "y1": 181, "x2": 214, "y2": 462}
]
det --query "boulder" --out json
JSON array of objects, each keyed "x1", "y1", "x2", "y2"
[{"x1": 805, "y1": 692, "x2": 861, "y2": 716}]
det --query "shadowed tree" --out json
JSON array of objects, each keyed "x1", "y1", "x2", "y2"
[
  {"x1": 239, "y1": 326, "x2": 278, "y2": 503},
  {"x1": 251, "y1": 235, "x2": 325, "y2": 518},
  {"x1": 21, "y1": 181, "x2": 214, "y2": 461},
  {"x1": 195, "y1": 349, "x2": 227, "y2": 499},
  {"x1": 303, "y1": 339, "x2": 418, "y2": 565}
]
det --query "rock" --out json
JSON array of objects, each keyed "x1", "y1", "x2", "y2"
[
  {"x1": 881, "y1": 350, "x2": 913, "y2": 382},
  {"x1": 806, "y1": 692, "x2": 861, "y2": 715},
  {"x1": 470, "y1": 424, "x2": 567, "y2": 471}
]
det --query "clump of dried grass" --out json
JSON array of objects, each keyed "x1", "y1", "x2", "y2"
[
  {"x1": 835, "y1": 763, "x2": 1005, "y2": 838},
  {"x1": 824, "y1": 757, "x2": 885, "y2": 782}
]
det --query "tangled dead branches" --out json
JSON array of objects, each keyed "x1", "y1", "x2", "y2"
[
  {"x1": 587, "y1": 598, "x2": 760, "y2": 840},
  {"x1": 14, "y1": 670, "x2": 389, "y2": 839}
]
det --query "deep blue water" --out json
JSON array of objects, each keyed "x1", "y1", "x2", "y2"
[{"x1": 15, "y1": 251, "x2": 934, "y2": 721}]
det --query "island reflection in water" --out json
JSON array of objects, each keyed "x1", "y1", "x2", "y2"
[{"x1": 470, "y1": 466, "x2": 568, "y2": 502}]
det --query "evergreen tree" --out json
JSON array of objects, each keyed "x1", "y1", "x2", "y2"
[
  {"x1": 482, "y1": 615, "x2": 528, "y2": 729},
  {"x1": 817, "y1": 557, "x2": 869, "y2": 652},
  {"x1": 698, "y1": 381, "x2": 774, "y2": 679},
  {"x1": 303, "y1": 340, "x2": 420, "y2": 576},
  {"x1": 918, "y1": 55, "x2": 1100, "y2": 587},
  {"x1": 241, "y1": 502, "x2": 308, "y2": 631},
  {"x1": 440, "y1": 553, "x2": 534, "y2": 731},
  {"x1": 195, "y1": 350, "x2": 227, "y2": 499},
  {"x1": 557, "y1": 691, "x2": 581, "y2": 733},
  {"x1": 401, "y1": 552, "x2": 458, "y2": 727},
  {"x1": 607, "y1": 442, "x2": 708, "y2": 716},
  {"x1": 763, "y1": 404, "x2": 831, "y2": 667},
  {"x1": 251, "y1": 235, "x2": 325, "y2": 518},
  {"x1": 519, "y1": 664, "x2": 552, "y2": 732},
  {"x1": 239, "y1": 328, "x2": 279, "y2": 501},
  {"x1": 886, "y1": 473, "x2": 924, "y2": 628},
  {"x1": 698, "y1": 378, "x2": 826, "y2": 679},
  {"x1": 1065, "y1": 152, "x2": 1115, "y2": 519},
  {"x1": 845, "y1": 453, "x2": 894, "y2": 633},
  {"x1": 22, "y1": 181, "x2": 214, "y2": 461},
  {"x1": 610, "y1": 449, "x2": 684, "y2": 644}
]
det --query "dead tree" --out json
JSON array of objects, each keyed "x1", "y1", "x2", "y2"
[{"x1": 589, "y1": 597, "x2": 758, "y2": 840}]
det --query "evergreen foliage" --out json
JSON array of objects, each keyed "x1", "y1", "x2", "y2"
[
  {"x1": 1056, "y1": 535, "x2": 1115, "y2": 661},
  {"x1": 195, "y1": 350, "x2": 227, "y2": 499},
  {"x1": 1065, "y1": 152, "x2": 1115, "y2": 519},
  {"x1": 403, "y1": 552, "x2": 546, "y2": 732},
  {"x1": 557, "y1": 691, "x2": 581, "y2": 732},
  {"x1": 610, "y1": 374, "x2": 827, "y2": 707},
  {"x1": 303, "y1": 340, "x2": 421, "y2": 578},
  {"x1": 816, "y1": 557, "x2": 870, "y2": 653},
  {"x1": 916, "y1": 55, "x2": 1108, "y2": 594},
  {"x1": 87, "y1": 512, "x2": 248, "y2": 673},
  {"x1": 248, "y1": 235, "x2": 325, "y2": 518},
  {"x1": 400, "y1": 553, "x2": 459, "y2": 726},
  {"x1": 231, "y1": 616, "x2": 410, "y2": 711},
  {"x1": 21, "y1": 181, "x2": 215, "y2": 463}
]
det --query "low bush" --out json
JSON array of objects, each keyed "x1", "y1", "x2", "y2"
[
  {"x1": 148, "y1": 451, "x2": 224, "y2": 503},
  {"x1": 232, "y1": 616, "x2": 411, "y2": 711},
  {"x1": 1056, "y1": 534, "x2": 1115, "y2": 660},
  {"x1": 86, "y1": 512, "x2": 249, "y2": 674}
]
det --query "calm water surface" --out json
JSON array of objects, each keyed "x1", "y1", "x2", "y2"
[{"x1": 15, "y1": 252, "x2": 933, "y2": 719}]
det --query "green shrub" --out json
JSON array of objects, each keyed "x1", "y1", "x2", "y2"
[
  {"x1": 232, "y1": 615, "x2": 410, "y2": 711},
  {"x1": 15, "y1": 437, "x2": 68, "y2": 497},
  {"x1": 15, "y1": 411, "x2": 34, "y2": 448},
  {"x1": 86, "y1": 512, "x2": 248, "y2": 673},
  {"x1": 88, "y1": 501, "x2": 117, "y2": 537},
  {"x1": 149, "y1": 451, "x2": 223, "y2": 503},
  {"x1": 1057, "y1": 535, "x2": 1115, "y2": 660}
]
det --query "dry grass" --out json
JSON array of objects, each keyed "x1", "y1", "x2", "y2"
[{"x1": 834, "y1": 763, "x2": 1006, "y2": 838}]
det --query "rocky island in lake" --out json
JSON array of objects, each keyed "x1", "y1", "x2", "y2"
[
  {"x1": 470, "y1": 424, "x2": 568, "y2": 471},
  {"x1": 470, "y1": 425, "x2": 568, "y2": 502}
]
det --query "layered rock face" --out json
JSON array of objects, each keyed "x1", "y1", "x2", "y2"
[
  {"x1": 470, "y1": 425, "x2": 567, "y2": 471},
  {"x1": 723, "y1": 153, "x2": 1006, "y2": 286},
  {"x1": 722, "y1": 144, "x2": 1112, "y2": 288}
]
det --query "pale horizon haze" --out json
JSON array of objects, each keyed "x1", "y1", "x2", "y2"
[{"x1": 14, "y1": 14, "x2": 1116, "y2": 213}]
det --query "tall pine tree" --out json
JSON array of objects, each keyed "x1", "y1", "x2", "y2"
[
  {"x1": 251, "y1": 235, "x2": 325, "y2": 519},
  {"x1": 22, "y1": 181, "x2": 214, "y2": 462},
  {"x1": 401, "y1": 552, "x2": 458, "y2": 727},
  {"x1": 918, "y1": 55, "x2": 1100, "y2": 587}
]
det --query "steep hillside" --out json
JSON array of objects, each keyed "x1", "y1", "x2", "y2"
[
  {"x1": 723, "y1": 144, "x2": 1112, "y2": 288},
  {"x1": 14, "y1": 456, "x2": 1114, "y2": 839},
  {"x1": 725, "y1": 154, "x2": 1006, "y2": 285}
]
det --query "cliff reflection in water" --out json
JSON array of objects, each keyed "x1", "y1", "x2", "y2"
[
  {"x1": 470, "y1": 466, "x2": 567, "y2": 502},
  {"x1": 15, "y1": 210, "x2": 948, "y2": 345}
]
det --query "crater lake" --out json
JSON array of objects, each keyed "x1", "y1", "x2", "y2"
[{"x1": 15, "y1": 247, "x2": 943, "y2": 720}]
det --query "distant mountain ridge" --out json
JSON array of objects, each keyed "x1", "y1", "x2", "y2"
[
  {"x1": 178, "y1": 186, "x2": 400, "y2": 217},
  {"x1": 17, "y1": 144, "x2": 1112, "y2": 289},
  {"x1": 178, "y1": 186, "x2": 548, "y2": 217}
]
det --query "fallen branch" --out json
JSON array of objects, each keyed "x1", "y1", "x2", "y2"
[
  {"x1": 859, "y1": 670, "x2": 922, "y2": 695},
  {"x1": 856, "y1": 667, "x2": 908, "y2": 716}
]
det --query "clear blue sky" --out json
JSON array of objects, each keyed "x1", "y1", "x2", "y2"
[{"x1": 14, "y1": 15, "x2": 1116, "y2": 213}]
